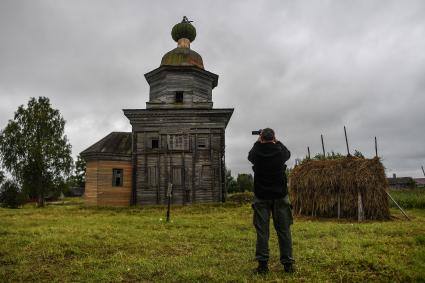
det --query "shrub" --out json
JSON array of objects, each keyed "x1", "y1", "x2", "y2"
[
  {"x1": 227, "y1": 192, "x2": 254, "y2": 204},
  {"x1": 389, "y1": 189, "x2": 425, "y2": 209},
  {"x1": 0, "y1": 180, "x2": 26, "y2": 208}
]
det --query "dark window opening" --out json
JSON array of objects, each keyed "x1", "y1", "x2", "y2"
[
  {"x1": 112, "y1": 169, "x2": 123, "y2": 187},
  {"x1": 151, "y1": 139, "x2": 159, "y2": 149},
  {"x1": 197, "y1": 137, "x2": 208, "y2": 149},
  {"x1": 175, "y1": 91, "x2": 183, "y2": 103}
]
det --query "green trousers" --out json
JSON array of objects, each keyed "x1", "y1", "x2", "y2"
[{"x1": 252, "y1": 195, "x2": 294, "y2": 264}]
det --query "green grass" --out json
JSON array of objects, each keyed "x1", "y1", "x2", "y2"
[
  {"x1": 389, "y1": 188, "x2": 425, "y2": 209},
  {"x1": 0, "y1": 198, "x2": 424, "y2": 282}
]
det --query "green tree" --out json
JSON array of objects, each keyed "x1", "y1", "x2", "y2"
[
  {"x1": 69, "y1": 154, "x2": 86, "y2": 188},
  {"x1": 225, "y1": 168, "x2": 238, "y2": 193},
  {"x1": 236, "y1": 173, "x2": 254, "y2": 192},
  {"x1": 0, "y1": 180, "x2": 26, "y2": 208},
  {"x1": 353, "y1": 150, "x2": 365, "y2": 158},
  {"x1": 0, "y1": 97, "x2": 73, "y2": 207}
]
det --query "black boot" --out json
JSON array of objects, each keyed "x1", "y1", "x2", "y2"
[
  {"x1": 283, "y1": 263, "x2": 294, "y2": 273},
  {"x1": 256, "y1": 261, "x2": 269, "y2": 274}
]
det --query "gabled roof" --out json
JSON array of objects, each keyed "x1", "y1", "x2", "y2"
[
  {"x1": 81, "y1": 132, "x2": 132, "y2": 161},
  {"x1": 387, "y1": 177, "x2": 415, "y2": 186}
]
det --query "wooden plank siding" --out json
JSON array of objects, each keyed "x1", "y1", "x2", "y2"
[{"x1": 84, "y1": 160, "x2": 132, "y2": 206}]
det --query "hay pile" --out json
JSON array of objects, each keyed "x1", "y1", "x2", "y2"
[{"x1": 289, "y1": 157, "x2": 390, "y2": 220}]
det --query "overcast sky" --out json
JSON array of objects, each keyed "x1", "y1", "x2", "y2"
[{"x1": 1, "y1": 0, "x2": 424, "y2": 178}]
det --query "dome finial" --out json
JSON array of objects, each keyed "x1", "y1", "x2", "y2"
[
  {"x1": 171, "y1": 16, "x2": 196, "y2": 47},
  {"x1": 182, "y1": 16, "x2": 193, "y2": 24}
]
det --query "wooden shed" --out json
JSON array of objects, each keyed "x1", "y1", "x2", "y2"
[{"x1": 81, "y1": 132, "x2": 133, "y2": 206}]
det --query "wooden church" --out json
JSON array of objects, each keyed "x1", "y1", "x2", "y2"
[{"x1": 81, "y1": 17, "x2": 233, "y2": 206}]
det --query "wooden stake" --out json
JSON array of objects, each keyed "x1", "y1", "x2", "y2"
[
  {"x1": 307, "y1": 146, "x2": 311, "y2": 159},
  {"x1": 337, "y1": 191, "x2": 341, "y2": 219},
  {"x1": 321, "y1": 134, "x2": 325, "y2": 157},
  {"x1": 386, "y1": 191, "x2": 410, "y2": 220},
  {"x1": 375, "y1": 136, "x2": 378, "y2": 158},
  {"x1": 344, "y1": 126, "x2": 350, "y2": 156},
  {"x1": 357, "y1": 192, "x2": 364, "y2": 221},
  {"x1": 422, "y1": 165, "x2": 425, "y2": 177},
  {"x1": 166, "y1": 183, "x2": 173, "y2": 222}
]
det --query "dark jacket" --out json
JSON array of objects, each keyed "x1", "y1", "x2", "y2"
[{"x1": 248, "y1": 141, "x2": 291, "y2": 200}]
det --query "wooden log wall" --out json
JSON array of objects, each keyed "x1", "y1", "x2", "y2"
[{"x1": 84, "y1": 160, "x2": 132, "y2": 206}]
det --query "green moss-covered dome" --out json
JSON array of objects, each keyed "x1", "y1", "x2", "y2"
[
  {"x1": 161, "y1": 48, "x2": 204, "y2": 69},
  {"x1": 171, "y1": 16, "x2": 196, "y2": 42}
]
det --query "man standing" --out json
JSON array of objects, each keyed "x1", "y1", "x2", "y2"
[{"x1": 248, "y1": 128, "x2": 294, "y2": 274}]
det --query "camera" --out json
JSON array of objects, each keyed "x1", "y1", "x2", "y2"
[{"x1": 252, "y1": 129, "x2": 262, "y2": 135}]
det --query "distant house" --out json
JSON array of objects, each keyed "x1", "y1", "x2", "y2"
[
  {"x1": 387, "y1": 174, "x2": 416, "y2": 189},
  {"x1": 414, "y1": 178, "x2": 425, "y2": 188}
]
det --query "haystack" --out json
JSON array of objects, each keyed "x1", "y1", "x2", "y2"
[{"x1": 289, "y1": 157, "x2": 390, "y2": 220}]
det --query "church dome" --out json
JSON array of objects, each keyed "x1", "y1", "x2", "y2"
[
  {"x1": 161, "y1": 47, "x2": 204, "y2": 69},
  {"x1": 160, "y1": 17, "x2": 204, "y2": 69}
]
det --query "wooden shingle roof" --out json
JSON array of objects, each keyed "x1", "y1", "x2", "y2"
[{"x1": 81, "y1": 132, "x2": 132, "y2": 161}]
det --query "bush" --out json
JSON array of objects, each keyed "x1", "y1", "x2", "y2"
[
  {"x1": 227, "y1": 192, "x2": 254, "y2": 204},
  {"x1": 389, "y1": 189, "x2": 425, "y2": 209},
  {"x1": 0, "y1": 180, "x2": 26, "y2": 208}
]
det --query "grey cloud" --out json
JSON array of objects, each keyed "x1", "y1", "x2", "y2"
[{"x1": 1, "y1": 0, "x2": 424, "y2": 178}]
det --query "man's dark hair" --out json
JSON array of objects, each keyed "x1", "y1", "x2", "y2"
[{"x1": 261, "y1": 128, "x2": 275, "y2": 141}]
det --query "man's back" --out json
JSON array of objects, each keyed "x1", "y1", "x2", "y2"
[{"x1": 248, "y1": 141, "x2": 291, "y2": 200}]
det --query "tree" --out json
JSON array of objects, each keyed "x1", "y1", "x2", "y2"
[
  {"x1": 69, "y1": 154, "x2": 86, "y2": 188},
  {"x1": 0, "y1": 97, "x2": 73, "y2": 207},
  {"x1": 225, "y1": 168, "x2": 238, "y2": 194},
  {"x1": 0, "y1": 180, "x2": 26, "y2": 208},
  {"x1": 353, "y1": 150, "x2": 365, "y2": 158},
  {"x1": 236, "y1": 173, "x2": 254, "y2": 192}
]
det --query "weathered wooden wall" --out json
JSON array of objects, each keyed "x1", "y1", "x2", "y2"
[
  {"x1": 133, "y1": 129, "x2": 224, "y2": 205},
  {"x1": 85, "y1": 160, "x2": 132, "y2": 206}
]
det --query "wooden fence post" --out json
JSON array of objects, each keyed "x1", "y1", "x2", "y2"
[
  {"x1": 337, "y1": 191, "x2": 341, "y2": 219},
  {"x1": 358, "y1": 191, "x2": 364, "y2": 222},
  {"x1": 344, "y1": 126, "x2": 350, "y2": 156},
  {"x1": 375, "y1": 136, "x2": 378, "y2": 158}
]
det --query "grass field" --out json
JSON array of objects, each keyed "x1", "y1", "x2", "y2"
[{"x1": 1, "y1": 197, "x2": 424, "y2": 282}]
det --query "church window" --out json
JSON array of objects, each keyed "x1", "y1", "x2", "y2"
[
  {"x1": 169, "y1": 135, "x2": 187, "y2": 150},
  {"x1": 151, "y1": 139, "x2": 159, "y2": 149},
  {"x1": 175, "y1": 91, "x2": 184, "y2": 103},
  {"x1": 197, "y1": 137, "x2": 208, "y2": 149},
  {"x1": 112, "y1": 169, "x2": 123, "y2": 187}
]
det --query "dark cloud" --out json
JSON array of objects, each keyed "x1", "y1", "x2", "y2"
[{"x1": 1, "y1": 0, "x2": 424, "y2": 177}]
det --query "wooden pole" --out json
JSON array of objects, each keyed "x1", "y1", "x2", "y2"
[
  {"x1": 386, "y1": 191, "x2": 410, "y2": 220},
  {"x1": 357, "y1": 191, "x2": 364, "y2": 222},
  {"x1": 321, "y1": 134, "x2": 325, "y2": 157},
  {"x1": 166, "y1": 183, "x2": 173, "y2": 222},
  {"x1": 375, "y1": 136, "x2": 378, "y2": 158},
  {"x1": 421, "y1": 165, "x2": 425, "y2": 177},
  {"x1": 307, "y1": 146, "x2": 311, "y2": 159},
  {"x1": 344, "y1": 126, "x2": 350, "y2": 156},
  {"x1": 337, "y1": 190, "x2": 341, "y2": 219}
]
